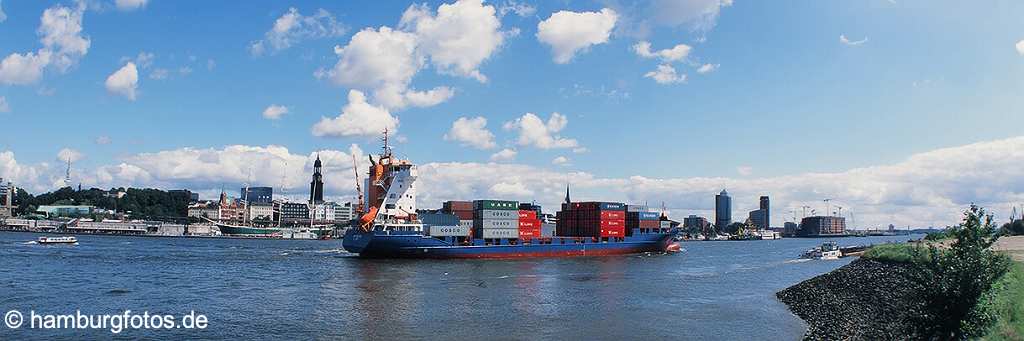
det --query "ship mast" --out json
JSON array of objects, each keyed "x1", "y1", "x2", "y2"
[{"x1": 352, "y1": 153, "x2": 363, "y2": 215}]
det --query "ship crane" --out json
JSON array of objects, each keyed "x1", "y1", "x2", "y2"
[{"x1": 352, "y1": 154, "x2": 363, "y2": 215}]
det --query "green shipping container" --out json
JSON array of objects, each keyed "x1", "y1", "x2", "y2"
[{"x1": 473, "y1": 200, "x2": 519, "y2": 211}]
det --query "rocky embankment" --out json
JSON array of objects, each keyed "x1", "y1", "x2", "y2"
[{"x1": 777, "y1": 259, "x2": 922, "y2": 340}]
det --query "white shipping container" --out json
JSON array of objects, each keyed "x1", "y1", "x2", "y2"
[
  {"x1": 480, "y1": 228, "x2": 518, "y2": 239},
  {"x1": 660, "y1": 220, "x2": 672, "y2": 228},
  {"x1": 474, "y1": 219, "x2": 517, "y2": 229},
  {"x1": 476, "y1": 209, "x2": 519, "y2": 220},
  {"x1": 459, "y1": 220, "x2": 473, "y2": 228},
  {"x1": 430, "y1": 225, "x2": 471, "y2": 237}
]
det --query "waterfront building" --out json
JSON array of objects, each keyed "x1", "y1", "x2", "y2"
[
  {"x1": 715, "y1": 190, "x2": 732, "y2": 231},
  {"x1": 797, "y1": 216, "x2": 846, "y2": 237},
  {"x1": 683, "y1": 215, "x2": 711, "y2": 236},
  {"x1": 0, "y1": 179, "x2": 13, "y2": 218},
  {"x1": 187, "y1": 201, "x2": 221, "y2": 220},
  {"x1": 784, "y1": 221, "x2": 799, "y2": 236},
  {"x1": 310, "y1": 202, "x2": 337, "y2": 224},
  {"x1": 281, "y1": 202, "x2": 310, "y2": 226},
  {"x1": 247, "y1": 203, "x2": 274, "y2": 222},
  {"x1": 334, "y1": 202, "x2": 355, "y2": 223},
  {"x1": 241, "y1": 186, "x2": 273, "y2": 204},
  {"x1": 309, "y1": 155, "x2": 325, "y2": 205},
  {"x1": 36, "y1": 205, "x2": 94, "y2": 217},
  {"x1": 748, "y1": 209, "x2": 768, "y2": 231},
  {"x1": 760, "y1": 196, "x2": 770, "y2": 229}
]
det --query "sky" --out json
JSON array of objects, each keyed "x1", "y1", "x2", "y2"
[{"x1": 2, "y1": 0, "x2": 1024, "y2": 229}]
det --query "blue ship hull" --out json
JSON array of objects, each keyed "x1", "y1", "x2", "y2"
[{"x1": 342, "y1": 229, "x2": 677, "y2": 258}]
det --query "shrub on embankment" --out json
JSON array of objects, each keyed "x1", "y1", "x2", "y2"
[
  {"x1": 983, "y1": 261, "x2": 1024, "y2": 341},
  {"x1": 780, "y1": 205, "x2": 1017, "y2": 340}
]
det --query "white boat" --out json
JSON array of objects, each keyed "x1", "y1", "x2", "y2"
[
  {"x1": 38, "y1": 236, "x2": 78, "y2": 244},
  {"x1": 801, "y1": 241, "x2": 842, "y2": 260}
]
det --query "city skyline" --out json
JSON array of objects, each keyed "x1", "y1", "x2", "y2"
[{"x1": 2, "y1": 1, "x2": 1024, "y2": 228}]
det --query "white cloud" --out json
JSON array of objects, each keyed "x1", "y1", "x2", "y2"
[
  {"x1": 312, "y1": 90, "x2": 398, "y2": 138},
  {"x1": 632, "y1": 41, "x2": 691, "y2": 62},
  {"x1": 131, "y1": 51, "x2": 154, "y2": 69},
  {"x1": 57, "y1": 148, "x2": 83, "y2": 163},
  {"x1": 105, "y1": 62, "x2": 139, "y2": 100},
  {"x1": 249, "y1": 8, "x2": 346, "y2": 56},
  {"x1": 444, "y1": 116, "x2": 497, "y2": 149},
  {"x1": 0, "y1": 2, "x2": 89, "y2": 85},
  {"x1": 490, "y1": 148, "x2": 517, "y2": 162},
  {"x1": 644, "y1": 64, "x2": 686, "y2": 84},
  {"x1": 536, "y1": 8, "x2": 618, "y2": 64},
  {"x1": 149, "y1": 68, "x2": 168, "y2": 80},
  {"x1": 399, "y1": 0, "x2": 505, "y2": 82},
  {"x1": 498, "y1": 0, "x2": 535, "y2": 17},
  {"x1": 319, "y1": 0, "x2": 506, "y2": 110},
  {"x1": 1016, "y1": 40, "x2": 1024, "y2": 56},
  {"x1": 0, "y1": 0, "x2": 7, "y2": 23},
  {"x1": 95, "y1": 136, "x2": 112, "y2": 145},
  {"x1": 262, "y1": 104, "x2": 289, "y2": 120},
  {"x1": 7, "y1": 136, "x2": 1024, "y2": 228},
  {"x1": 552, "y1": 156, "x2": 569, "y2": 166},
  {"x1": 115, "y1": 0, "x2": 148, "y2": 11},
  {"x1": 697, "y1": 63, "x2": 719, "y2": 74},
  {"x1": 0, "y1": 51, "x2": 52, "y2": 85},
  {"x1": 0, "y1": 96, "x2": 8, "y2": 113},
  {"x1": 503, "y1": 112, "x2": 580, "y2": 149},
  {"x1": 839, "y1": 34, "x2": 868, "y2": 46},
  {"x1": 737, "y1": 166, "x2": 752, "y2": 176},
  {"x1": 646, "y1": 0, "x2": 732, "y2": 33},
  {"x1": 177, "y1": 66, "x2": 192, "y2": 76}
]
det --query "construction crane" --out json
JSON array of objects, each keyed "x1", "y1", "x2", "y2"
[
  {"x1": 835, "y1": 205, "x2": 843, "y2": 218},
  {"x1": 823, "y1": 199, "x2": 832, "y2": 217},
  {"x1": 352, "y1": 153, "x2": 364, "y2": 215},
  {"x1": 801, "y1": 205, "x2": 811, "y2": 218}
]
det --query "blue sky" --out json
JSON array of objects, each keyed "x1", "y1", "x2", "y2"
[{"x1": 2, "y1": 0, "x2": 1024, "y2": 227}]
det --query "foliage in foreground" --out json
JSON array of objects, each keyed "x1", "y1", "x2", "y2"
[
  {"x1": 863, "y1": 243, "x2": 931, "y2": 263},
  {"x1": 981, "y1": 261, "x2": 1024, "y2": 341},
  {"x1": 907, "y1": 205, "x2": 1011, "y2": 340}
]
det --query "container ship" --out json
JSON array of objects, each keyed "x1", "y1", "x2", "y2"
[{"x1": 342, "y1": 132, "x2": 679, "y2": 258}]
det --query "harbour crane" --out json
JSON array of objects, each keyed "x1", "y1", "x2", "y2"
[
  {"x1": 835, "y1": 205, "x2": 843, "y2": 218},
  {"x1": 352, "y1": 153, "x2": 363, "y2": 215},
  {"x1": 823, "y1": 199, "x2": 832, "y2": 218}
]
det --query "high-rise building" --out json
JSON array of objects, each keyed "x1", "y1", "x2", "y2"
[
  {"x1": 715, "y1": 189, "x2": 732, "y2": 230},
  {"x1": 748, "y1": 209, "x2": 768, "y2": 230},
  {"x1": 683, "y1": 215, "x2": 711, "y2": 232},
  {"x1": 309, "y1": 155, "x2": 324, "y2": 204},
  {"x1": 241, "y1": 186, "x2": 273, "y2": 204},
  {"x1": 759, "y1": 195, "x2": 770, "y2": 229}
]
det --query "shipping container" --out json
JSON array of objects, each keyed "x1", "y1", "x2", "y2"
[
  {"x1": 459, "y1": 220, "x2": 473, "y2": 228},
  {"x1": 474, "y1": 219, "x2": 518, "y2": 229},
  {"x1": 443, "y1": 200, "x2": 473, "y2": 212},
  {"x1": 419, "y1": 212, "x2": 460, "y2": 226},
  {"x1": 637, "y1": 220, "x2": 660, "y2": 228},
  {"x1": 473, "y1": 200, "x2": 519, "y2": 211},
  {"x1": 626, "y1": 211, "x2": 661, "y2": 221},
  {"x1": 600, "y1": 226, "x2": 625, "y2": 237},
  {"x1": 572, "y1": 202, "x2": 625, "y2": 211},
  {"x1": 477, "y1": 209, "x2": 519, "y2": 220},
  {"x1": 625, "y1": 204, "x2": 648, "y2": 213},
  {"x1": 429, "y1": 225, "x2": 470, "y2": 237},
  {"x1": 479, "y1": 228, "x2": 518, "y2": 239},
  {"x1": 450, "y1": 210, "x2": 474, "y2": 220},
  {"x1": 518, "y1": 210, "x2": 537, "y2": 220},
  {"x1": 660, "y1": 220, "x2": 672, "y2": 228},
  {"x1": 518, "y1": 219, "x2": 540, "y2": 228}
]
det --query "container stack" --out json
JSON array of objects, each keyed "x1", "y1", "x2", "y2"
[
  {"x1": 473, "y1": 200, "x2": 519, "y2": 239},
  {"x1": 557, "y1": 202, "x2": 626, "y2": 238},
  {"x1": 626, "y1": 211, "x2": 661, "y2": 235},
  {"x1": 518, "y1": 209, "x2": 542, "y2": 240},
  {"x1": 443, "y1": 201, "x2": 474, "y2": 231}
]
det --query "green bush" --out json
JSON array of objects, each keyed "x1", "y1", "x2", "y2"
[
  {"x1": 907, "y1": 205, "x2": 1012, "y2": 340},
  {"x1": 1000, "y1": 220, "x2": 1024, "y2": 236}
]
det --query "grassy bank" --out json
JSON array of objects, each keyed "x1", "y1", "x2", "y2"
[
  {"x1": 862, "y1": 242, "x2": 1024, "y2": 340},
  {"x1": 983, "y1": 261, "x2": 1024, "y2": 341}
]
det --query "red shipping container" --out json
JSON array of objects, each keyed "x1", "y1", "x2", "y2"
[
  {"x1": 518, "y1": 210, "x2": 537, "y2": 220},
  {"x1": 519, "y1": 219, "x2": 540, "y2": 228},
  {"x1": 600, "y1": 219, "x2": 625, "y2": 228},
  {"x1": 638, "y1": 220, "x2": 660, "y2": 228},
  {"x1": 600, "y1": 211, "x2": 624, "y2": 220},
  {"x1": 600, "y1": 227, "x2": 624, "y2": 237},
  {"x1": 519, "y1": 228, "x2": 541, "y2": 239},
  {"x1": 451, "y1": 210, "x2": 474, "y2": 220}
]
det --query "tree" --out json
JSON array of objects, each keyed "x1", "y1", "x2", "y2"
[
  {"x1": 908, "y1": 205, "x2": 1011, "y2": 339},
  {"x1": 1000, "y1": 220, "x2": 1024, "y2": 236}
]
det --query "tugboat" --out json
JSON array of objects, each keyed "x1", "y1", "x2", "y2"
[
  {"x1": 801, "y1": 241, "x2": 842, "y2": 260},
  {"x1": 37, "y1": 236, "x2": 78, "y2": 245}
]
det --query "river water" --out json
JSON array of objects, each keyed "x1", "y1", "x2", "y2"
[{"x1": 0, "y1": 232, "x2": 918, "y2": 340}]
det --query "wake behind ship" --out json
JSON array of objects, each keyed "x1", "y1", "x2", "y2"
[{"x1": 342, "y1": 131, "x2": 679, "y2": 259}]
